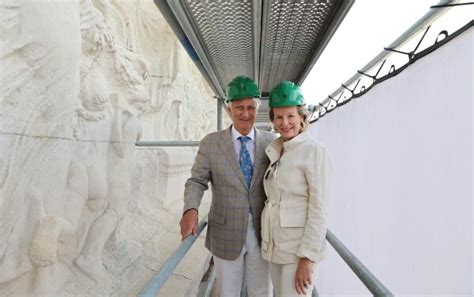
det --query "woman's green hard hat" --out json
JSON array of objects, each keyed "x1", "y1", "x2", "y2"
[
  {"x1": 226, "y1": 76, "x2": 260, "y2": 102},
  {"x1": 269, "y1": 81, "x2": 305, "y2": 107}
]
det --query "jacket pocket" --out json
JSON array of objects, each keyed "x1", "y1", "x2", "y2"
[
  {"x1": 279, "y1": 200, "x2": 307, "y2": 227},
  {"x1": 209, "y1": 209, "x2": 225, "y2": 224}
]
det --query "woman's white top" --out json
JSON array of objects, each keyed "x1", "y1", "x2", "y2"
[{"x1": 261, "y1": 130, "x2": 331, "y2": 264}]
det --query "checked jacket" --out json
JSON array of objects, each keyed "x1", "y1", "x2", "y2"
[{"x1": 183, "y1": 126, "x2": 275, "y2": 260}]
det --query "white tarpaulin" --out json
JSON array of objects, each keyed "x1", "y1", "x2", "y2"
[{"x1": 311, "y1": 27, "x2": 473, "y2": 296}]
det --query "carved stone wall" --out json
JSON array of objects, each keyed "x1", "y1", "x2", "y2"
[{"x1": 0, "y1": 1, "x2": 215, "y2": 295}]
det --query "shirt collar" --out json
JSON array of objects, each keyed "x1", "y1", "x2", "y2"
[{"x1": 231, "y1": 125, "x2": 255, "y2": 142}]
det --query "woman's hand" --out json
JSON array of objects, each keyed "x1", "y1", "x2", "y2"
[{"x1": 295, "y1": 257, "x2": 313, "y2": 295}]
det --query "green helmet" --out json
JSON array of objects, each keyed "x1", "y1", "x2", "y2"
[
  {"x1": 226, "y1": 76, "x2": 260, "y2": 102},
  {"x1": 269, "y1": 81, "x2": 305, "y2": 107}
]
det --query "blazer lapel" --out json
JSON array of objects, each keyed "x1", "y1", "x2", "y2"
[
  {"x1": 217, "y1": 127, "x2": 248, "y2": 188},
  {"x1": 250, "y1": 129, "x2": 265, "y2": 188}
]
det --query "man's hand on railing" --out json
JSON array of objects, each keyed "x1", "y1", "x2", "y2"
[{"x1": 179, "y1": 209, "x2": 199, "y2": 240}]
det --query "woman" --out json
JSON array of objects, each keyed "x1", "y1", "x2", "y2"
[{"x1": 261, "y1": 81, "x2": 331, "y2": 296}]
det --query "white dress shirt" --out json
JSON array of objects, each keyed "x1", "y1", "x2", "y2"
[{"x1": 231, "y1": 125, "x2": 255, "y2": 164}]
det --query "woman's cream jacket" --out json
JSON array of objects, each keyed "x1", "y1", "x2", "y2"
[{"x1": 261, "y1": 130, "x2": 331, "y2": 264}]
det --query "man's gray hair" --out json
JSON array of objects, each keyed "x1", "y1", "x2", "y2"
[{"x1": 225, "y1": 98, "x2": 261, "y2": 114}]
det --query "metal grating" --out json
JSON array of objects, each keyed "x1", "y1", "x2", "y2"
[
  {"x1": 180, "y1": 0, "x2": 260, "y2": 92},
  {"x1": 158, "y1": 0, "x2": 353, "y2": 100},
  {"x1": 255, "y1": 98, "x2": 271, "y2": 130},
  {"x1": 260, "y1": 0, "x2": 339, "y2": 92}
]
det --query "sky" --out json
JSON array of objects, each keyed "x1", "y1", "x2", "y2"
[{"x1": 301, "y1": 0, "x2": 473, "y2": 105}]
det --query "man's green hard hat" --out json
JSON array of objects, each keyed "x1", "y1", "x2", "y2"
[
  {"x1": 269, "y1": 81, "x2": 305, "y2": 108},
  {"x1": 226, "y1": 76, "x2": 260, "y2": 102}
]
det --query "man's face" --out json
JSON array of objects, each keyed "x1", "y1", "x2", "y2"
[{"x1": 228, "y1": 98, "x2": 257, "y2": 135}]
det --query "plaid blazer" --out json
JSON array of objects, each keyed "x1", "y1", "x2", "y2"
[{"x1": 183, "y1": 126, "x2": 275, "y2": 260}]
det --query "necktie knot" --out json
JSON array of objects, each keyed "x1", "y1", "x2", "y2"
[{"x1": 238, "y1": 136, "x2": 250, "y2": 145}]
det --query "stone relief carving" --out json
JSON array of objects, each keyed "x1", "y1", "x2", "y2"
[
  {"x1": 0, "y1": 2, "x2": 81, "y2": 293},
  {"x1": 0, "y1": 0, "x2": 216, "y2": 295},
  {"x1": 73, "y1": 0, "x2": 150, "y2": 284},
  {"x1": 119, "y1": 0, "x2": 217, "y2": 141}
]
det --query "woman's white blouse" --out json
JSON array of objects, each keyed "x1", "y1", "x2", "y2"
[{"x1": 261, "y1": 130, "x2": 331, "y2": 264}]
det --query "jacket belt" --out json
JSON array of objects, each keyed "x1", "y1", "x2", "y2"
[{"x1": 261, "y1": 199, "x2": 279, "y2": 253}]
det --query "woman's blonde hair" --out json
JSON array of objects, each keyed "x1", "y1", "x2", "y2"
[{"x1": 269, "y1": 105, "x2": 309, "y2": 132}]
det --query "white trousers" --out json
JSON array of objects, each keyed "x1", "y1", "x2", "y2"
[
  {"x1": 213, "y1": 214, "x2": 271, "y2": 297},
  {"x1": 269, "y1": 262, "x2": 316, "y2": 297}
]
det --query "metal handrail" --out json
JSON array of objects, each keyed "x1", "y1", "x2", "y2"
[
  {"x1": 137, "y1": 220, "x2": 393, "y2": 297},
  {"x1": 138, "y1": 216, "x2": 208, "y2": 297},
  {"x1": 198, "y1": 261, "x2": 216, "y2": 297},
  {"x1": 326, "y1": 229, "x2": 394, "y2": 297}
]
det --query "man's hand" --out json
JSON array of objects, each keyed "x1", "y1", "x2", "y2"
[
  {"x1": 295, "y1": 257, "x2": 313, "y2": 295},
  {"x1": 179, "y1": 209, "x2": 199, "y2": 240}
]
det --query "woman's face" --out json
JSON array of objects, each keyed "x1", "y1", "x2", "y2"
[{"x1": 272, "y1": 106, "x2": 303, "y2": 141}]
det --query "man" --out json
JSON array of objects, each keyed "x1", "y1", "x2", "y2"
[{"x1": 180, "y1": 76, "x2": 274, "y2": 297}]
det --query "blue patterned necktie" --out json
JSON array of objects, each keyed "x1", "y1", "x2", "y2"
[{"x1": 238, "y1": 136, "x2": 253, "y2": 188}]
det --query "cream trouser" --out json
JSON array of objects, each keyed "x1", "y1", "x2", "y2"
[
  {"x1": 269, "y1": 261, "x2": 316, "y2": 297},
  {"x1": 213, "y1": 214, "x2": 271, "y2": 297}
]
